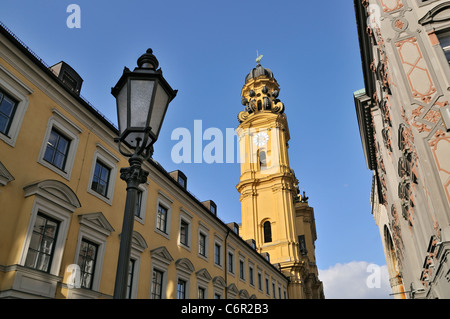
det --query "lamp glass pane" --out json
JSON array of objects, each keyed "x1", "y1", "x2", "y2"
[
  {"x1": 116, "y1": 83, "x2": 128, "y2": 136},
  {"x1": 130, "y1": 79, "x2": 155, "y2": 129},
  {"x1": 149, "y1": 83, "x2": 170, "y2": 139}
]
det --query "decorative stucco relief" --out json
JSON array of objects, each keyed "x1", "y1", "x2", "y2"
[
  {"x1": 429, "y1": 130, "x2": 450, "y2": 206},
  {"x1": 396, "y1": 37, "x2": 437, "y2": 105},
  {"x1": 380, "y1": 0, "x2": 404, "y2": 13},
  {"x1": 390, "y1": 204, "x2": 404, "y2": 269}
]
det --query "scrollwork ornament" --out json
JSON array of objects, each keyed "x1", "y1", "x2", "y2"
[
  {"x1": 272, "y1": 101, "x2": 284, "y2": 114},
  {"x1": 238, "y1": 111, "x2": 250, "y2": 123}
]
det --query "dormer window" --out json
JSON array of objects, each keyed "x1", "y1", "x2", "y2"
[
  {"x1": 178, "y1": 175, "x2": 186, "y2": 188},
  {"x1": 202, "y1": 200, "x2": 217, "y2": 215},
  {"x1": 169, "y1": 170, "x2": 187, "y2": 189},
  {"x1": 62, "y1": 72, "x2": 78, "y2": 92},
  {"x1": 49, "y1": 61, "x2": 83, "y2": 95},
  {"x1": 227, "y1": 222, "x2": 240, "y2": 235}
]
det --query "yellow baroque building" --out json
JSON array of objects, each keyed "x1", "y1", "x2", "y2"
[
  {"x1": 237, "y1": 63, "x2": 323, "y2": 299},
  {"x1": 0, "y1": 22, "x2": 323, "y2": 299}
]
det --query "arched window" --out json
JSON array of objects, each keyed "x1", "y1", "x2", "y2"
[
  {"x1": 263, "y1": 221, "x2": 272, "y2": 243},
  {"x1": 259, "y1": 151, "x2": 267, "y2": 170}
]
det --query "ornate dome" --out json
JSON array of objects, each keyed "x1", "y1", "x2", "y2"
[{"x1": 244, "y1": 64, "x2": 275, "y2": 83}]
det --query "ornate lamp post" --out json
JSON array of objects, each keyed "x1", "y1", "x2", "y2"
[{"x1": 111, "y1": 49, "x2": 177, "y2": 299}]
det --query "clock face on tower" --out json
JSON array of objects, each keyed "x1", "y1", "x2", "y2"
[{"x1": 253, "y1": 132, "x2": 269, "y2": 147}]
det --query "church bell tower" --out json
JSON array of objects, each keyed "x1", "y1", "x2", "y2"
[{"x1": 236, "y1": 59, "x2": 324, "y2": 299}]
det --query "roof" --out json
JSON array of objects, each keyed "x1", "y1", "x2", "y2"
[{"x1": 245, "y1": 63, "x2": 275, "y2": 83}]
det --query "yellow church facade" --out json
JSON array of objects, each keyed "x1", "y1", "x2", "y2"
[
  {"x1": 0, "y1": 21, "x2": 323, "y2": 299},
  {"x1": 237, "y1": 63, "x2": 323, "y2": 299}
]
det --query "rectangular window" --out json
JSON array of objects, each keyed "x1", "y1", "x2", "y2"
[
  {"x1": 249, "y1": 266, "x2": 254, "y2": 286},
  {"x1": 156, "y1": 204, "x2": 168, "y2": 233},
  {"x1": 265, "y1": 278, "x2": 270, "y2": 295},
  {"x1": 151, "y1": 269, "x2": 164, "y2": 299},
  {"x1": 239, "y1": 260, "x2": 245, "y2": 280},
  {"x1": 438, "y1": 31, "x2": 450, "y2": 64},
  {"x1": 0, "y1": 89, "x2": 18, "y2": 136},
  {"x1": 126, "y1": 259, "x2": 135, "y2": 299},
  {"x1": 77, "y1": 239, "x2": 98, "y2": 289},
  {"x1": 134, "y1": 190, "x2": 143, "y2": 217},
  {"x1": 228, "y1": 252, "x2": 234, "y2": 274},
  {"x1": 43, "y1": 128, "x2": 71, "y2": 171},
  {"x1": 214, "y1": 243, "x2": 221, "y2": 266},
  {"x1": 199, "y1": 233, "x2": 206, "y2": 257},
  {"x1": 62, "y1": 72, "x2": 77, "y2": 92},
  {"x1": 272, "y1": 283, "x2": 276, "y2": 299},
  {"x1": 258, "y1": 273, "x2": 262, "y2": 291},
  {"x1": 91, "y1": 160, "x2": 110, "y2": 197},
  {"x1": 24, "y1": 213, "x2": 59, "y2": 273},
  {"x1": 198, "y1": 287, "x2": 206, "y2": 299},
  {"x1": 177, "y1": 175, "x2": 186, "y2": 188},
  {"x1": 180, "y1": 220, "x2": 189, "y2": 246},
  {"x1": 177, "y1": 279, "x2": 186, "y2": 299}
]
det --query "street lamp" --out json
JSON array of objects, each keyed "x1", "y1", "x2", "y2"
[{"x1": 111, "y1": 49, "x2": 177, "y2": 299}]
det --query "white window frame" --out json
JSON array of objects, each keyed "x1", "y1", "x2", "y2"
[
  {"x1": 0, "y1": 64, "x2": 33, "y2": 147},
  {"x1": 20, "y1": 180, "x2": 80, "y2": 286},
  {"x1": 150, "y1": 267, "x2": 166, "y2": 299},
  {"x1": 177, "y1": 277, "x2": 188, "y2": 299},
  {"x1": 37, "y1": 109, "x2": 82, "y2": 180},
  {"x1": 154, "y1": 191, "x2": 173, "y2": 239},
  {"x1": 198, "y1": 222, "x2": 209, "y2": 261},
  {"x1": 126, "y1": 231, "x2": 147, "y2": 299},
  {"x1": 214, "y1": 237, "x2": 223, "y2": 268},
  {"x1": 239, "y1": 255, "x2": 246, "y2": 282},
  {"x1": 195, "y1": 268, "x2": 212, "y2": 299},
  {"x1": 87, "y1": 143, "x2": 119, "y2": 205},
  {"x1": 126, "y1": 257, "x2": 138, "y2": 299},
  {"x1": 178, "y1": 209, "x2": 192, "y2": 250},
  {"x1": 248, "y1": 262, "x2": 255, "y2": 287},
  {"x1": 134, "y1": 183, "x2": 148, "y2": 223},
  {"x1": 227, "y1": 246, "x2": 235, "y2": 276},
  {"x1": 265, "y1": 274, "x2": 270, "y2": 296},
  {"x1": 73, "y1": 213, "x2": 113, "y2": 292},
  {"x1": 175, "y1": 258, "x2": 194, "y2": 299},
  {"x1": 272, "y1": 280, "x2": 277, "y2": 299},
  {"x1": 212, "y1": 276, "x2": 226, "y2": 299},
  {"x1": 197, "y1": 285, "x2": 207, "y2": 299},
  {"x1": 149, "y1": 247, "x2": 173, "y2": 299},
  {"x1": 257, "y1": 270, "x2": 263, "y2": 292},
  {"x1": 19, "y1": 197, "x2": 72, "y2": 276}
]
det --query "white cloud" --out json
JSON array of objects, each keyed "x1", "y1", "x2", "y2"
[{"x1": 319, "y1": 261, "x2": 392, "y2": 299}]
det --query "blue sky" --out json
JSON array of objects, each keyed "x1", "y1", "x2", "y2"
[{"x1": 2, "y1": 1, "x2": 391, "y2": 297}]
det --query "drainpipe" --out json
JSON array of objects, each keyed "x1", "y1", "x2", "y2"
[{"x1": 224, "y1": 228, "x2": 230, "y2": 299}]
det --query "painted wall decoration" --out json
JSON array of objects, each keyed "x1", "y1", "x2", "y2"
[
  {"x1": 380, "y1": 0, "x2": 404, "y2": 13},
  {"x1": 429, "y1": 130, "x2": 450, "y2": 205}
]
